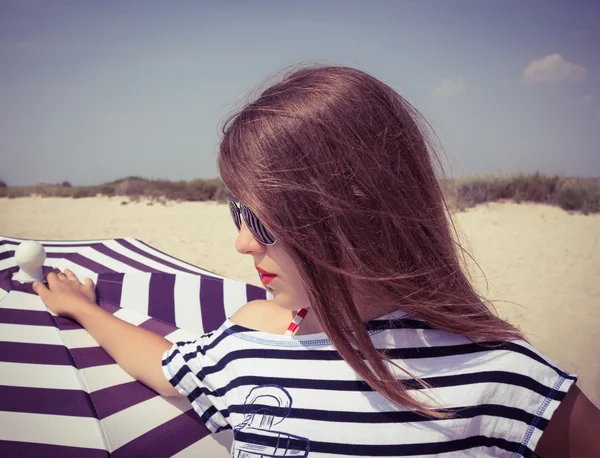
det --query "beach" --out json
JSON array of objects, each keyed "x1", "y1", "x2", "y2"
[{"x1": 1, "y1": 196, "x2": 599, "y2": 405}]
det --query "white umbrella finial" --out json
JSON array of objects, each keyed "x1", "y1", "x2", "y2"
[{"x1": 12, "y1": 241, "x2": 47, "y2": 283}]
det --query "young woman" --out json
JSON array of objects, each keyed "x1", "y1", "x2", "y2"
[{"x1": 34, "y1": 65, "x2": 600, "y2": 457}]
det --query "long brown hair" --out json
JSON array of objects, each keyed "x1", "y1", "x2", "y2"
[{"x1": 217, "y1": 64, "x2": 525, "y2": 418}]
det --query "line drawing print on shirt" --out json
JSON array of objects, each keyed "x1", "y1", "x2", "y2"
[{"x1": 231, "y1": 384, "x2": 311, "y2": 458}]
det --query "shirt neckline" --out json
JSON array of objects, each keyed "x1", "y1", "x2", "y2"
[{"x1": 222, "y1": 309, "x2": 411, "y2": 345}]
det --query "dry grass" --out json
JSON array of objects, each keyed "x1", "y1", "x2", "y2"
[
  {"x1": 1, "y1": 173, "x2": 598, "y2": 214},
  {"x1": 0, "y1": 177, "x2": 232, "y2": 204},
  {"x1": 447, "y1": 172, "x2": 600, "y2": 214}
]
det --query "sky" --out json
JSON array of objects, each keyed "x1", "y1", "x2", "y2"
[{"x1": 1, "y1": 0, "x2": 599, "y2": 186}]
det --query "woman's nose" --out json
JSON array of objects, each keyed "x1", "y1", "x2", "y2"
[{"x1": 235, "y1": 221, "x2": 266, "y2": 255}]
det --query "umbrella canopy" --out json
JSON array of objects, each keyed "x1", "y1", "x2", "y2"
[{"x1": 0, "y1": 236, "x2": 269, "y2": 457}]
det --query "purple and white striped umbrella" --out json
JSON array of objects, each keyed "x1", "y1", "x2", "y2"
[{"x1": 0, "y1": 235, "x2": 269, "y2": 457}]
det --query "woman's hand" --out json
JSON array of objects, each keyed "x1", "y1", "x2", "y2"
[
  {"x1": 35, "y1": 268, "x2": 179, "y2": 397},
  {"x1": 33, "y1": 268, "x2": 97, "y2": 318}
]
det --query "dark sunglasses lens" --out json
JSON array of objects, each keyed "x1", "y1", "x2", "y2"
[
  {"x1": 241, "y1": 206, "x2": 276, "y2": 245},
  {"x1": 228, "y1": 201, "x2": 242, "y2": 231}
]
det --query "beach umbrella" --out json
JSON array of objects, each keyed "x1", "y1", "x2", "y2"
[{"x1": 0, "y1": 235, "x2": 269, "y2": 457}]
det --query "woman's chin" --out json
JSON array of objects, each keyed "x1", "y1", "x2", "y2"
[{"x1": 271, "y1": 294, "x2": 296, "y2": 311}]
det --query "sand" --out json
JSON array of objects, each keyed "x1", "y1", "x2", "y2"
[{"x1": 1, "y1": 196, "x2": 599, "y2": 406}]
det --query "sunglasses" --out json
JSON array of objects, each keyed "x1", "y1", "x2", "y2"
[{"x1": 227, "y1": 197, "x2": 277, "y2": 246}]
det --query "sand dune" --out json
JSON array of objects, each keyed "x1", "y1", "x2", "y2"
[{"x1": 1, "y1": 196, "x2": 598, "y2": 405}]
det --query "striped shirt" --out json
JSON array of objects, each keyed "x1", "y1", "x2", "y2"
[{"x1": 162, "y1": 309, "x2": 576, "y2": 458}]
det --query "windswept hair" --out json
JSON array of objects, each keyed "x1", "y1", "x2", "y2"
[{"x1": 217, "y1": 64, "x2": 525, "y2": 418}]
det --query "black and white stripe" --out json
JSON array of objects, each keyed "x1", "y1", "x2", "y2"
[{"x1": 163, "y1": 312, "x2": 576, "y2": 458}]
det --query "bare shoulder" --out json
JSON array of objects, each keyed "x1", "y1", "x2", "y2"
[
  {"x1": 229, "y1": 299, "x2": 275, "y2": 323},
  {"x1": 229, "y1": 300, "x2": 293, "y2": 334},
  {"x1": 535, "y1": 383, "x2": 600, "y2": 457}
]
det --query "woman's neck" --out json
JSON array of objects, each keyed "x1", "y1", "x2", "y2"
[{"x1": 292, "y1": 307, "x2": 323, "y2": 335}]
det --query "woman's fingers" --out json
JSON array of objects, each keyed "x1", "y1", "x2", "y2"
[
  {"x1": 82, "y1": 278, "x2": 94, "y2": 291},
  {"x1": 57, "y1": 272, "x2": 67, "y2": 281},
  {"x1": 64, "y1": 268, "x2": 78, "y2": 282},
  {"x1": 32, "y1": 280, "x2": 49, "y2": 299},
  {"x1": 82, "y1": 278, "x2": 97, "y2": 303},
  {"x1": 46, "y1": 271, "x2": 59, "y2": 288}
]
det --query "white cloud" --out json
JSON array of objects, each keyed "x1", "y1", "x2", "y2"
[
  {"x1": 521, "y1": 54, "x2": 587, "y2": 85},
  {"x1": 580, "y1": 94, "x2": 594, "y2": 105},
  {"x1": 433, "y1": 77, "x2": 466, "y2": 98}
]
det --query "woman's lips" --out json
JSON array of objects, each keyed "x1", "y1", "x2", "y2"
[
  {"x1": 259, "y1": 273, "x2": 276, "y2": 285},
  {"x1": 256, "y1": 266, "x2": 277, "y2": 285},
  {"x1": 256, "y1": 267, "x2": 276, "y2": 275}
]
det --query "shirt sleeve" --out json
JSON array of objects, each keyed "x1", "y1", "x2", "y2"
[
  {"x1": 161, "y1": 335, "x2": 230, "y2": 433},
  {"x1": 495, "y1": 340, "x2": 578, "y2": 457}
]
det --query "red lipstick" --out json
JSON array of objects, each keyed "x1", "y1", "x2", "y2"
[
  {"x1": 256, "y1": 266, "x2": 277, "y2": 285},
  {"x1": 256, "y1": 266, "x2": 276, "y2": 276}
]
